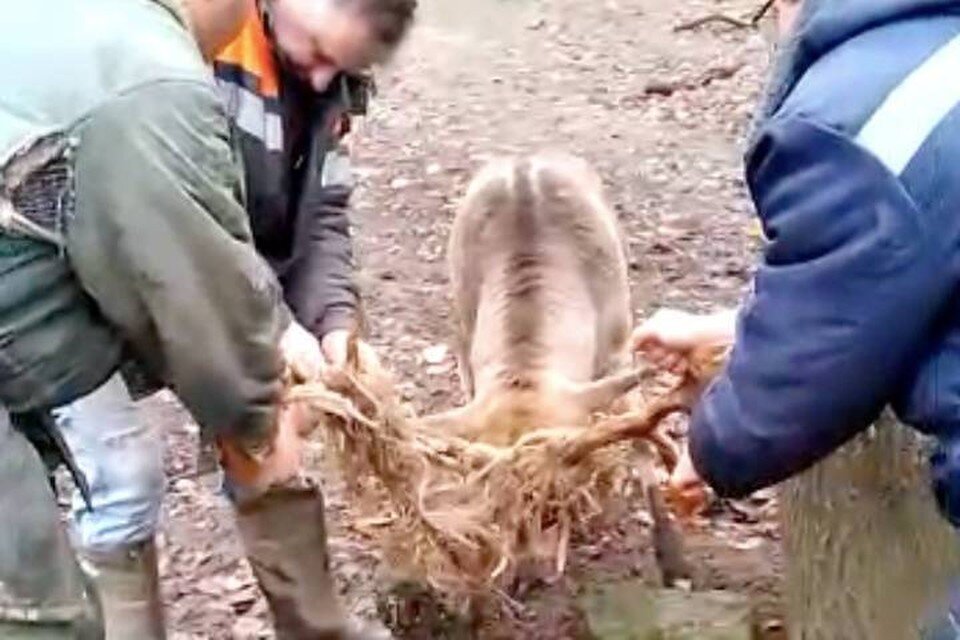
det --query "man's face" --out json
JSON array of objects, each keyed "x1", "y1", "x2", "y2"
[
  {"x1": 758, "y1": 0, "x2": 802, "y2": 49},
  {"x1": 775, "y1": 0, "x2": 802, "y2": 38},
  {"x1": 268, "y1": 0, "x2": 383, "y2": 91}
]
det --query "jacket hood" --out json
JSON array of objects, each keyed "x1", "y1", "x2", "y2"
[{"x1": 755, "y1": 0, "x2": 960, "y2": 124}]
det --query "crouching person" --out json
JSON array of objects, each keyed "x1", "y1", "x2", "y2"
[
  {"x1": 0, "y1": 0, "x2": 380, "y2": 637},
  {"x1": 40, "y1": 0, "x2": 416, "y2": 637}
]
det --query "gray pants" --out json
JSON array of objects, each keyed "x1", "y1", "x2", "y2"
[{"x1": 0, "y1": 409, "x2": 102, "y2": 638}]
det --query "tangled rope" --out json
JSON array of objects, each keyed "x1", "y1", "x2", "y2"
[{"x1": 288, "y1": 339, "x2": 728, "y2": 597}]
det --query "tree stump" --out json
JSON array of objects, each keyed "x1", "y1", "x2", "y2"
[{"x1": 783, "y1": 413, "x2": 960, "y2": 639}]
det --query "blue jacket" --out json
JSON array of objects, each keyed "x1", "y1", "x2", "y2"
[{"x1": 689, "y1": 0, "x2": 960, "y2": 524}]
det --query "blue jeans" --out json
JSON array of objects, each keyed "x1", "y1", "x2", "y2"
[{"x1": 53, "y1": 373, "x2": 165, "y2": 553}]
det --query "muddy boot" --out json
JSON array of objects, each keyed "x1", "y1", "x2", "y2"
[
  {"x1": 76, "y1": 540, "x2": 165, "y2": 640},
  {"x1": 234, "y1": 479, "x2": 363, "y2": 640}
]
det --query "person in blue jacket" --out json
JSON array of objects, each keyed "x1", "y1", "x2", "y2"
[{"x1": 635, "y1": 0, "x2": 960, "y2": 535}]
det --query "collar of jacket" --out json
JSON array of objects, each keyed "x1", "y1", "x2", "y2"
[
  {"x1": 216, "y1": 8, "x2": 281, "y2": 99},
  {"x1": 750, "y1": 0, "x2": 960, "y2": 145},
  {"x1": 152, "y1": 0, "x2": 195, "y2": 37}
]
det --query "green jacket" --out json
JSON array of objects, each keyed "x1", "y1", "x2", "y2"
[{"x1": 0, "y1": 0, "x2": 289, "y2": 447}]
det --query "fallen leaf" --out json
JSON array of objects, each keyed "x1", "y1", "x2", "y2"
[
  {"x1": 422, "y1": 344, "x2": 449, "y2": 364},
  {"x1": 729, "y1": 537, "x2": 764, "y2": 551},
  {"x1": 426, "y1": 363, "x2": 453, "y2": 376},
  {"x1": 231, "y1": 614, "x2": 266, "y2": 639}
]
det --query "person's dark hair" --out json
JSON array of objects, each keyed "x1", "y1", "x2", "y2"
[{"x1": 347, "y1": 0, "x2": 417, "y2": 50}]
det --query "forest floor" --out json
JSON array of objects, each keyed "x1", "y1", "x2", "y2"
[{"x1": 155, "y1": 0, "x2": 788, "y2": 637}]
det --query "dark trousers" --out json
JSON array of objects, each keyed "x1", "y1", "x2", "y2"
[{"x1": 0, "y1": 408, "x2": 102, "y2": 638}]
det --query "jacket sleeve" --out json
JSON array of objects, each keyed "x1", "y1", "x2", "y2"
[
  {"x1": 689, "y1": 115, "x2": 954, "y2": 497},
  {"x1": 68, "y1": 80, "x2": 291, "y2": 448},
  {"x1": 283, "y1": 137, "x2": 360, "y2": 338}
]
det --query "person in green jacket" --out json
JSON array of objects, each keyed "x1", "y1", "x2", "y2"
[
  {"x1": 49, "y1": 1, "x2": 415, "y2": 638},
  {"x1": 0, "y1": 0, "x2": 347, "y2": 637}
]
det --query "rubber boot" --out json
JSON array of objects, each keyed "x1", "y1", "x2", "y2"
[
  {"x1": 234, "y1": 479, "x2": 392, "y2": 640},
  {"x1": 76, "y1": 540, "x2": 165, "y2": 640}
]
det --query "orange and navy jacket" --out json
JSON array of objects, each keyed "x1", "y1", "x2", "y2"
[{"x1": 213, "y1": 10, "x2": 367, "y2": 338}]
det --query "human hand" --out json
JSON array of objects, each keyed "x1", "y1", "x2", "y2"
[
  {"x1": 321, "y1": 329, "x2": 380, "y2": 373},
  {"x1": 665, "y1": 444, "x2": 708, "y2": 519},
  {"x1": 632, "y1": 308, "x2": 736, "y2": 376},
  {"x1": 280, "y1": 322, "x2": 325, "y2": 382},
  {"x1": 218, "y1": 401, "x2": 309, "y2": 493}
]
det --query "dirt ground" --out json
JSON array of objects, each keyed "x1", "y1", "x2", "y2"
[{"x1": 156, "y1": 0, "x2": 788, "y2": 637}]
